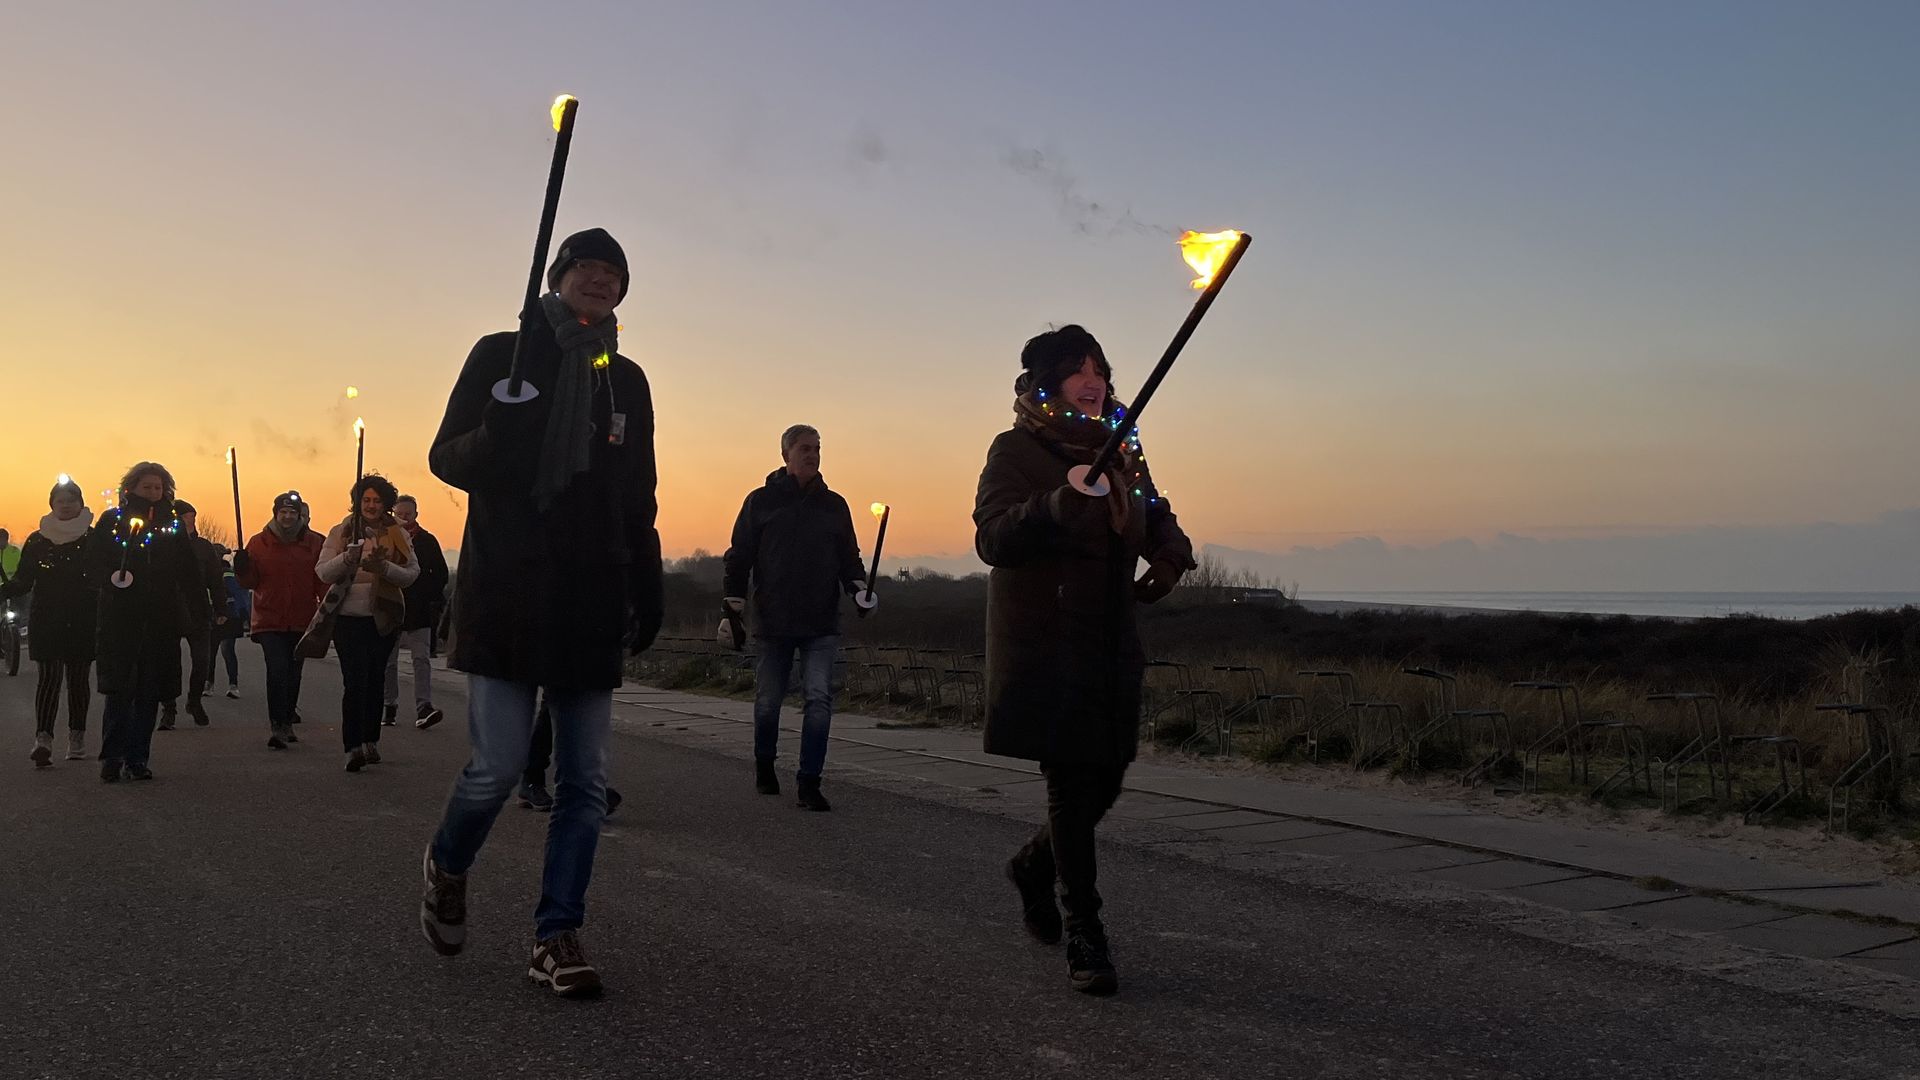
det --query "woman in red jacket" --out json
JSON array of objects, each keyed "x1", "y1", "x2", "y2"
[{"x1": 233, "y1": 492, "x2": 326, "y2": 749}]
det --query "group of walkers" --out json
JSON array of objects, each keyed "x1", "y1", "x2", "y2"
[
  {"x1": 7, "y1": 225, "x2": 1195, "y2": 1001},
  {"x1": 2, "y1": 471, "x2": 452, "y2": 779}
]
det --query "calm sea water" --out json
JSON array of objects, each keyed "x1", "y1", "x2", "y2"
[{"x1": 1296, "y1": 591, "x2": 1920, "y2": 620}]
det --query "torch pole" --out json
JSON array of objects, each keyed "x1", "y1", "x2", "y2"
[
  {"x1": 856, "y1": 506, "x2": 890, "y2": 610},
  {"x1": 355, "y1": 428, "x2": 365, "y2": 485},
  {"x1": 502, "y1": 96, "x2": 580, "y2": 402},
  {"x1": 229, "y1": 447, "x2": 243, "y2": 546},
  {"x1": 1070, "y1": 231, "x2": 1253, "y2": 496}
]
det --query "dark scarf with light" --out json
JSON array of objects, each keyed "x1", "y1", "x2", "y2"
[{"x1": 1011, "y1": 380, "x2": 1163, "y2": 533}]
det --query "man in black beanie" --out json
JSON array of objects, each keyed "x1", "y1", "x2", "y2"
[
  {"x1": 163, "y1": 500, "x2": 230, "y2": 729},
  {"x1": 419, "y1": 227, "x2": 662, "y2": 998}
]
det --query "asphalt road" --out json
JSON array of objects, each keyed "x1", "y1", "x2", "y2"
[{"x1": 2, "y1": 647, "x2": 1917, "y2": 1080}]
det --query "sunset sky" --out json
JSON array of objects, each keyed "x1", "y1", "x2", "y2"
[{"x1": 3, "y1": 2, "x2": 1916, "y2": 580}]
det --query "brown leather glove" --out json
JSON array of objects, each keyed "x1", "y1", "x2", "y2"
[{"x1": 1133, "y1": 559, "x2": 1183, "y2": 605}]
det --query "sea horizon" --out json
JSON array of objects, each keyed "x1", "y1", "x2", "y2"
[{"x1": 1292, "y1": 590, "x2": 1920, "y2": 621}]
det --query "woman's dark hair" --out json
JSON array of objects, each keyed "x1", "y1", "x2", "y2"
[
  {"x1": 118, "y1": 462, "x2": 176, "y2": 505},
  {"x1": 49, "y1": 478, "x2": 84, "y2": 507},
  {"x1": 1018, "y1": 324, "x2": 1111, "y2": 397},
  {"x1": 352, "y1": 475, "x2": 400, "y2": 512}
]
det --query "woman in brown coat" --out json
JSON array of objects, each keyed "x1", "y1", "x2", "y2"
[{"x1": 972, "y1": 324, "x2": 1195, "y2": 995}]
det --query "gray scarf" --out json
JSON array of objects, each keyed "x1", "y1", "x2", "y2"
[{"x1": 534, "y1": 292, "x2": 618, "y2": 512}]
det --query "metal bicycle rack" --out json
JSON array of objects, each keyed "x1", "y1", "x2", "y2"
[
  {"x1": 1647, "y1": 692, "x2": 1730, "y2": 810},
  {"x1": 1515, "y1": 681, "x2": 1651, "y2": 799},
  {"x1": 1209, "y1": 665, "x2": 1306, "y2": 758},
  {"x1": 1404, "y1": 667, "x2": 1514, "y2": 788}
]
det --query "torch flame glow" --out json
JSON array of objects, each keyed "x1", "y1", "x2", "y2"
[
  {"x1": 552, "y1": 95, "x2": 578, "y2": 132},
  {"x1": 870, "y1": 502, "x2": 888, "y2": 519},
  {"x1": 345, "y1": 386, "x2": 359, "y2": 400},
  {"x1": 224, "y1": 448, "x2": 234, "y2": 465},
  {"x1": 1178, "y1": 229, "x2": 1243, "y2": 291},
  {"x1": 353, "y1": 417, "x2": 365, "y2": 436}
]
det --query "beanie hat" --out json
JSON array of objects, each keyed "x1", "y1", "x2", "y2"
[
  {"x1": 1016, "y1": 324, "x2": 1111, "y2": 397},
  {"x1": 546, "y1": 228, "x2": 629, "y2": 301},
  {"x1": 272, "y1": 491, "x2": 304, "y2": 514},
  {"x1": 174, "y1": 499, "x2": 197, "y2": 515}
]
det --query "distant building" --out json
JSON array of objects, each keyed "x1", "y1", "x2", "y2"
[{"x1": 1234, "y1": 588, "x2": 1288, "y2": 605}]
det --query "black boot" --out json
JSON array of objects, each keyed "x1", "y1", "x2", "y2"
[
  {"x1": 755, "y1": 759, "x2": 780, "y2": 796},
  {"x1": 381, "y1": 704, "x2": 398, "y2": 727},
  {"x1": 1005, "y1": 853, "x2": 1062, "y2": 945},
  {"x1": 1066, "y1": 924, "x2": 1118, "y2": 996},
  {"x1": 796, "y1": 775, "x2": 831, "y2": 812},
  {"x1": 157, "y1": 705, "x2": 177, "y2": 732}
]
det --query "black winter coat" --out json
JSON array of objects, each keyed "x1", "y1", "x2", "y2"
[
  {"x1": 180, "y1": 534, "x2": 230, "y2": 633},
  {"x1": 401, "y1": 526, "x2": 450, "y2": 632},
  {"x1": 430, "y1": 324, "x2": 663, "y2": 691},
  {"x1": 723, "y1": 470, "x2": 865, "y2": 640},
  {"x1": 87, "y1": 502, "x2": 198, "y2": 700},
  {"x1": 1, "y1": 530, "x2": 98, "y2": 662},
  {"x1": 973, "y1": 427, "x2": 1194, "y2": 766}
]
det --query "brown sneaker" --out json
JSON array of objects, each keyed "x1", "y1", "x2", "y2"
[
  {"x1": 529, "y1": 931, "x2": 602, "y2": 997},
  {"x1": 419, "y1": 846, "x2": 467, "y2": 957}
]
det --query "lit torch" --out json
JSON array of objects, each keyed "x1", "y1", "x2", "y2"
[
  {"x1": 112, "y1": 515, "x2": 147, "y2": 588},
  {"x1": 496, "y1": 94, "x2": 581, "y2": 404},
  {"x1": 353, "y1": 417, "x2": 366, "y2": 483},
  {"x1": 227, "y1": 447, "x2": 243, "y2": 547},
  {"x1": 854, "y1": 502, "x2": 890, "y2": 611},
  {"x1": 1068, "y1": 229, "x2": 1253, "y2": 496}
]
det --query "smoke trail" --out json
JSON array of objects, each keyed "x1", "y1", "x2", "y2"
[{"x1": 1002, "y1": 145, "x2": 1174, "y2": 238}]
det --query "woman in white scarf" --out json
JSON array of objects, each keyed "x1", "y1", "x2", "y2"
[{"x1": 0, "y1": 478, "x2": 100, "y2": 765}]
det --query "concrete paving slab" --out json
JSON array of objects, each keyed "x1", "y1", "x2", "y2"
[
  {"x1": 1418, "y1": 859, "x2": 1588, "y2": 890},
  {"x1": 1204, "y1": 819, "x2": 1353, "y2": 845},
  {"x1": 1734, "y1": 885, "x2": 1920, "y2": 926},
  {"x1": 1161, "y1": 809, "x2": 1281, "y2": 831},
  {"x1": 1503, "y1": 877, "x2": 1681, "y2": 913},
  {"x1": 1607, "y1": 896, "x2": 1796, "y2": 934},
  {"x1": 1720, "y1": 914, "x2": 1917, "y2": 960},
  {"x1": 1338, "y1": 845, "x2": 1504, "y2": 875},
  {"x1": 1841, "y1": 939, "x2": 1920, "y2": 982},
  {"x1": 1265, "y1": 830, "x2": 1424, "y2": 856},
  {"x1": 1108, "y1": 797, "x2": 1238, "y2": 821}
]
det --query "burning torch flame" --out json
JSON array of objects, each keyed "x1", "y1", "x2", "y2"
[
  {"x1": 345, "y1": 386, "x2": 359, "y2": 400},
  {"x1": 870, "y1": 502, "x2": 888, "y2": 520},
  {"x1": 353, "y1": 417, "x2": 365, "y2": 436},
  {"x1": 1178, "y1": 229, "x2": 1243, "y2": 291},
  {"x1": 552, "y1": 95, "x2": 578, "y2": 132},
  {"x1": 224, "y1": 448, "x2": 234, "y2": 465}
]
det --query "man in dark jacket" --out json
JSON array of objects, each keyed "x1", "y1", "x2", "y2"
[
  {"x1": 384, "y1": 495, "x2": 448, "y2": 729},
  {"x1": 420, "y1": 227, "x2": 662, "y2": 998},
  {"x1": 163, "y1": 500, "x2": 231, "y2": 729},
  {"x1": 720, "y1": 424, "x2": 868, "y2": 811}
]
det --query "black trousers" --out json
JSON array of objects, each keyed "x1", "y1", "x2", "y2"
[
  {"x1": 1014, "y1": 761, "x2": 1129, "y2": 934},
  {"x1": 257, "y1": 631, "x2": 305, "y2": 727},
  {"x1": 33, "y1": 659, "x2": 92, "y2": 736},
  {"x1": 334, "y1": 616, "x2": 396, "y2": 752}
]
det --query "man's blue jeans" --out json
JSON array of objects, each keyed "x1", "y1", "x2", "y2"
[
  {"x1": 753, "y1": 635, "x2": 838, "y2": 780},
  {"x1": 429, "y1": 676, "x2": 611, "y2": 940}
]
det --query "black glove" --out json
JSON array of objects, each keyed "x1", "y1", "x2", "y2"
[
  {"x1": 626, "y1": 605, "x2": 662, "y2": 655},
  {"x1": 1133, "y1": 559, "x2": 1183, "y2": 605},
  {"x1": 1040, "y1": 484, "x2": 1109, "y2": 538},
  {"x1": 231, "y1": 549, "x2": 252, "y2": 576},
  {"x1": 717, "y1": 597, "x2": 746, "y2": 651}
]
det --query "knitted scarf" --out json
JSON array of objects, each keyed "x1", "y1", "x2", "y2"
[
  {"x1": 38, "y1": 507, "x2": 93, "y2": 545},
  {"x1": 1012, "y1": 388, "x2": 1163, "y2": 533},
  {"x1": 533, "y1": 292, "x2": 619, "y2": 513},
  {"x1": 332, "y1": 511, "x2": 413, "y2": 636}
]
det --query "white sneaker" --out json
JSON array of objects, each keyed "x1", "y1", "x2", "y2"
[{"x1": 66, "y1": 732, "x2": 85, "y2": 760}]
